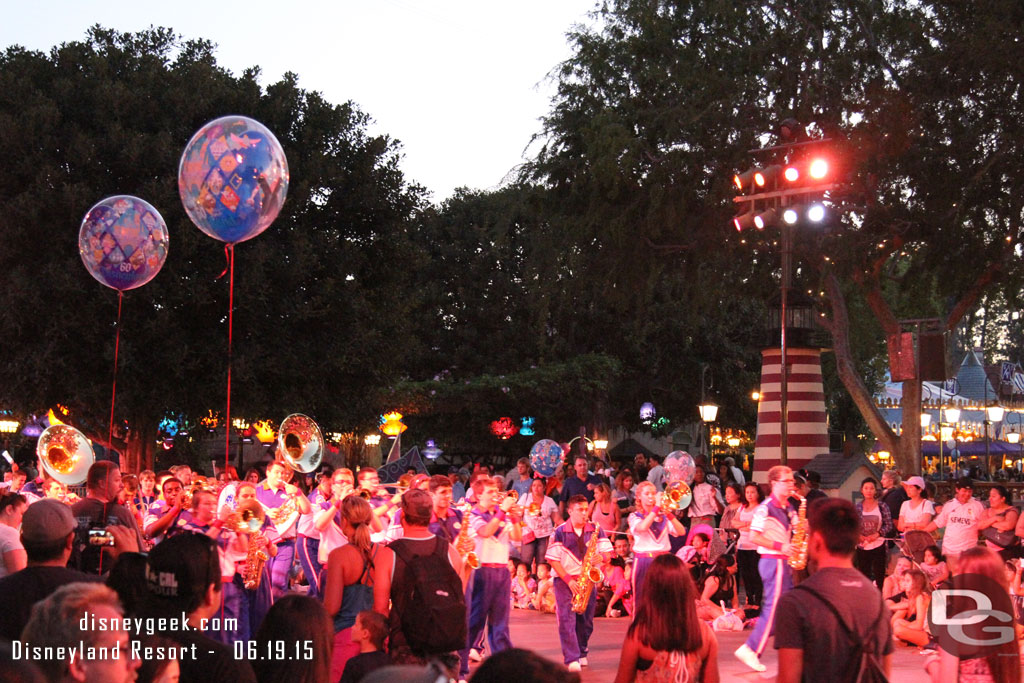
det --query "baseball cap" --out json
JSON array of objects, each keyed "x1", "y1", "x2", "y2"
[
  {"x1": 903, "y1": 476, "x2": 926, "y2": 490},
  {"x1": 401, "y1": 489, "x2": 433, "y2": 521},
  {"x1": 21, "y1": 499, "x2": 75, "y2": 544}
]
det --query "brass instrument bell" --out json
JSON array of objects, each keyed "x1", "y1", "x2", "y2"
[
  {"x1": 37, "y1": 424, "x2": 94, "y2": 486},
  {"x1": 276, "y1": 413, "x2": 323, "y2": 474}
]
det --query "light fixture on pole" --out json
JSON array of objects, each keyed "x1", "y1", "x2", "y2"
[
  {"x1": 698, "y1": 364, "x2": 718, "y2": 459},
  {"x1": 985, "y1": 404, "x2": 1004, "y2": 478}
]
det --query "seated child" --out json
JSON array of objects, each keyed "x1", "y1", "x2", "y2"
[
  {"x1": 511, "y1": 559, "x2": 537, "y2": 609},
  {"x1": 676, "y1": 532, "x2": 711, "y2": 583},
  {"x1": 919, "y1": 545, "x2": 949, "y2": 589},
  {"x1": 533, "y1": 562, "x2": 557, "y2": 613},
  {"x1": 340, "y1": 610, "x2": 390, "y2": 683}
]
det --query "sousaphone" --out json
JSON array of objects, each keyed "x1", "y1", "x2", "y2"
[
  {"x1": 276, "y1": 413, "x2": 323, "y2": 474},
  {"x1": 37, "y1": 424, "x2": 94, "y2": 486}
]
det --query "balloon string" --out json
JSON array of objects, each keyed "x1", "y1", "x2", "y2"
[
  {"x1": 217, "y1": 244, "x2": 231, "y2": 280},
  {"x1": 225, "y1": 244, "x2": 235, "y2": 477},
  {"x1": 108, "y1": 290, "x2": 123, "y2": 461}
]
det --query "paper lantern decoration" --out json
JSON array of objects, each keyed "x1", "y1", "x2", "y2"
[
  {"x1": 423, "y1": 440, "x2": 443, "y2": 459},
  {"x1": 640, "y1": 402, "x2": 656, "y2": 423},
  {"x1": 380, "y1": 412, "x2": 408, "y2": 437},
  {"x1": 490, "y1": 417, "x2": 518, "y2": 440},
  {"x1": 529, "y1": 439, "x2": 564, "y2": 477},
  {"x1": 519, "y1": 417, "x2": 536, "y2": 437}
]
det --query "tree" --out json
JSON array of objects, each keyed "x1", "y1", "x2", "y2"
[
  {"x1": 0, "y1": 27, "x2": 428, "y2": 471},
  {"x1": 525, "y1": 0, "x2": 1024, "y2": 474}
]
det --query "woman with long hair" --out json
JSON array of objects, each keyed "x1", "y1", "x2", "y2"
[
  {"x1": 0, "y1": 493, "x2": 27, "y2": 578},
  {"x1": 855, "y1": 477, "x2": 892, "y2": 591},
  {"x1": 254, "y1": 594, "x2": 333, "y2": 683},
  {"x1": 977, "y1": 485, "x2": 1019, "y2": 560},
  {"x1": 588, "y1": 483, "x2": 621, "y2": 535},
  {"x1": 731, "y1": 482, "x2": 764, "y2": 608},
  {"x1": 613, "y1": 471, "x2": 636, "y2": 521},
  {"x1": 613, "y1": 553, "x2": 719, "y2": 682},
  {"x1": 925, "y1": 546, "x2": 1021, "y2": 683},
  {"x1": 697, "y1": 555, "x2": 739, "y2": 621},
  {"x1": 891, "y1": 569, "x2": 931, "y2": 647},
  {"x1": 323, "y1": 496, "x2": 380, "y2": 682}
]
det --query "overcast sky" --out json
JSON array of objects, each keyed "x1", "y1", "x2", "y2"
[{"x1": 0, "y1": 0, "x2": 598, "y2": 203}]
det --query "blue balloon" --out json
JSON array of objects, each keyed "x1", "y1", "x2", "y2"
[
  {"x1": 178, "y1": 115, "x2": 289, "y2": 245},
  {"x1": 529, "y1": 439, "x2": 564, "y2": 477},
  {"x1": 79, "y1": 195, "x2": 169, "y2": 291}
]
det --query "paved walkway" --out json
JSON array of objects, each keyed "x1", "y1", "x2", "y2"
[{"x1": 489, "y1": 609, "x2": 932, "y2": 681}]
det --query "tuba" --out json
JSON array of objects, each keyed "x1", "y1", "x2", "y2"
[
  {"x1": 37, "y1": 424, "x2": 94, "y2": 486},
  {"x1": 276, "y1": 413, "x2": 323, "y2": 474},
  {"x1": 571, "y1": 527, "x2": 605, "y2": 614},
  {"x1": 788, "y1": 495, "x2": 809, "y2": 570}
]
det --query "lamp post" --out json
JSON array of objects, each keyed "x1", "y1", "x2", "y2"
[
  {"x1": 698, "y1": 364, "x2": 719, "y2": 460},
  {"x1": 1005, "y1": 412, "x2": 1022, "y2": 478},
  {"x1": 920, "y1": 412, "x2": 932, "y2": 476},
  {"x1": 943, "y1": 406, "x2": 961, "y2": 479},
  {"x1": 986, "y1": 404, "x2": 1004, "y2": 479}
]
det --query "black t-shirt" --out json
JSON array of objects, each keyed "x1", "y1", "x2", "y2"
[
  {"x1": 340, "y1": 650, "x2": 390, "y2": 683},
  {"x1": 879, "y1": 487, "x2": 908, "y2": 535},
  {"x1": 157, "y1": 626, "x2": 256, "y2": 683},
  {"x1": 775, "y1": 566, "x2": 893, "y2": 683},
  {"x1": 70, "y1": 497, "x2": 145, "y2": 573},
  {"x1": 0, "y1": 565, "x2": 101, "y2": 640}
]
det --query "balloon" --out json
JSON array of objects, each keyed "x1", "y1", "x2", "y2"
[
  {"x1": 529, "y1": 439, "x2": 564, "y2": 477},
  {"x1": 666, "y1": 450, "x2": 696, "y2": 485},
  {"x1": 79, "y1": 195, "x2": 169, "y2": 291},
  {"x1": 178, "y1": 115, "x2": 289, "y2": 244}
]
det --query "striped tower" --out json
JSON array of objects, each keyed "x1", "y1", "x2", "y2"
[{"x1": 753, "y1": 347, "x2": 830, "y2": 481}]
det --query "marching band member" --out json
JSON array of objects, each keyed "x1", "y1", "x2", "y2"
[
  {"x1": 144, "y1": 477, "x2": 190, "y2": 543},
  {"x1": 546, "y1": 494, "x2": 613, "y2": 672},
  {"x1": 628, "y1": 481, "x2": 685, "y2": 607},
  {"x1": 734, "y1": 465, "x2": 797, "y2": 673},
  {"x1": 356, "y1": 468, "x2": 390, "y2": 540},
  {"x1": 219, "y1": 482, "x2": 275, "y2": 644},
  {"x1": 295, "y1": 466, "x2": 334, "y2": 599},
  {"x1": 382, "y1": 474, "x2": 431, "y2": 543},
  {"x1": 466, "y1": 479, "x2": 521, "y2": 659},
  {"x1": 255, "y1": 460, "x2": 312, "y2": 600},
  {"x1": 316, "y1": 470, "x2": 355, "y2": 573}
]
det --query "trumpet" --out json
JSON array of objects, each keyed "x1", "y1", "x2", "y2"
[
  {"x1": 659, "y1": 481, "x2": 693, "y2": 514},
  {"x1": 225, "y1": 498, "x2": 267, "y2": 533}
]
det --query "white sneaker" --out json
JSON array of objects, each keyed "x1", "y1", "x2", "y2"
[
  {"x1": 579, "y1": 657, "x2": 588, "y2": 667},
  {"x1": 468, "y1": 649, "x2": 483, "y2": 662},
  {"x1": 734, "y1": 644, "x2": 766, "y2": 672},
  {"x1": 567, "y1": 661, "x2": 582, "y2": 672}
]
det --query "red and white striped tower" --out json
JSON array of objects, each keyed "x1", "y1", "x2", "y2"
[{"x1": 752, "y1": 347, "x2": 830, "y2": 480}]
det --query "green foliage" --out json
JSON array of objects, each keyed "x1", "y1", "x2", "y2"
[{"x1": 0, "y1": 27, "x2": 427, "y2": 453}]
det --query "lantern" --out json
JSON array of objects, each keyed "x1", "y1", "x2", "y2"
[
  {"x1": 380, "y1": 412, "x2": 408, "y2": 437},
  {"x1": 640, "y1": 402, "x2": 656, "y2": 423},
  {"x1": 519, "y1": 417, "x2": 536, "y2": 437},
  {"x1": 490, "y1": 417, "x2": 518, "y2": 440}
]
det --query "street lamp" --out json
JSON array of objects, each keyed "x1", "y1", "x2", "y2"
[
  {"x1": 698, "y1": 364, "x2": 718, "y2": 460},
  {"x1": 1005, "y1": 412, "x2": 1022, "y2": 477},
  {"x1": 985, "y1": 404, "x2": 1005, "y2": 478}
]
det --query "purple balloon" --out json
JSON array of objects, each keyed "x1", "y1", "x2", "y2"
[
  {"x1": 178, "y1": 115, "x2": 289, "y2": 245},
  {"x1": 79, "y1": 195, "x2": 169, "y2": 291}
]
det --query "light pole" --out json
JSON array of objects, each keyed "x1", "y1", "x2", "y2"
[
  {"x1": 698, "y1": 364, "x2": 718, "y2": 461},
  {"x1": 944, "y1": 406, "x2": 961, "y2": 478},
  {"x1": 1006, "y1": 412, "x2": 1022, "y2": 478},
  {"x1": 986, "y1": 404, "x2": 1004, "y2": 479}
]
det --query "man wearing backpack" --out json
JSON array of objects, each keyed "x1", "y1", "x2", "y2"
[
  {"x1": 373, "y1": 489, "x2": 468, "y2": 677},
  {"x1": 774, "y1": 498, "x2": 894, "y2": 683}
]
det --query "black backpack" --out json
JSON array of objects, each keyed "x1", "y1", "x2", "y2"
[
  {"x1": 391, "y1": 536, "x2": 467, "y2": 654},
  {"x1": 794, "y1": 584, "x2": 890, "y2": 683}
]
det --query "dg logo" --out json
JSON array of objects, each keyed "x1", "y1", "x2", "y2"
[{"x1": 928, "y1": 572, "x2": 1016, "y2": 659}]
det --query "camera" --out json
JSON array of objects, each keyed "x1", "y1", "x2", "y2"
[{"x1": 88, "y1": 528, "x2": 115, "y2": 546}]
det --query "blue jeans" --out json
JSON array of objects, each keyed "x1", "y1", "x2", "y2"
[
  {"x1": 467, "y1": 566, "x2": 513, "y2": 655},
  {"x1": 296, "y1": 535, "x2": 322, "y2": 599},
  {"x1": 745, "y1": 556, "x2": 793, "y2": 656},
  {"x1": 217, "y1": 567, "x2": 273, "y2": 644},
  {"x1": 553, "y1": 576, "x2": 596, "y2": 664}
]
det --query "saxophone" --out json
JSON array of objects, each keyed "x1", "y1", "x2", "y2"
[
  {"x1": 788, "y1": 495, "x2": 809, "y2": 571},
  {"x1": 243, "y1": 528, "x2": 270, "y2": 590},
  {"x1": 571, "y1": 527, "x2": 605, "y2": 614},
  {"x1": 456, "y1": 510, "x2": 479, "y2": 570}
]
